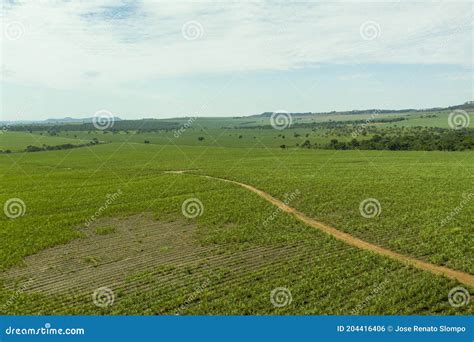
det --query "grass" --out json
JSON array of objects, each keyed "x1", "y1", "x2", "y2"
[
  {"x1": 0, "y1": 131, "x2": 91, "y2": 152},
  {"x1": 0, "y1": 140, "x2": 472, "y2": 314},
  {"x1": 50, "y1": 128, "x2": 342, "y2": 148},
  {"x1": 94, "y1": 226, "x2": 116, "y2": 236},
  {"x1": 5, "y1": 109, "x2": 470, "y2": 153}
]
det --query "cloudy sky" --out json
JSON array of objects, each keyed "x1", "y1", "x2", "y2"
[{"x1": 1, "y1": 0, "x2": 472, "y2": 120}]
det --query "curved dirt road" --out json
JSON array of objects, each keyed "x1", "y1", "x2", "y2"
[{"x1": 167, "y1": 170, "x2": 474, "y2": 288}]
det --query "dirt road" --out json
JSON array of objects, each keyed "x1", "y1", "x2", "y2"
[{"x1": 167, "y1": 171, "x2": 474, "y2": 288}]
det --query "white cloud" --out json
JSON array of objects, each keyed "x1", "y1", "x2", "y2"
[
  {"x1": 1, "y1": 0, "x2": 472, "y2": 91},
  {"x1": 337, "y1": 73, "x2": 372, "y2": 81}
]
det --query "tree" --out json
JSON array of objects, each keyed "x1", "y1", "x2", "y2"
[
  {"x1": 350, "y1": 139, "x2": 360, "y2": 148},
  {"x1": 25, "y1": 145, "x2": 43, "y2": 152}
]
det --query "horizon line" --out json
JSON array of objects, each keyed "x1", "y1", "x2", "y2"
[{"x1": 1, "y1": 100, "x2": 472, "y2": 123}]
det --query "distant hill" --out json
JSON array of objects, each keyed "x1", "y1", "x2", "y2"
[
  {"x1": 446, "y1": 101, "x2": 474, "y2": 111},
  {"x1": 45, "y1": 117, "x2": 123, "y2": 123},
  {"x1": 251, "y1": 102, "x2": 474, "y2": 117},
  {"x1": 0, "y1": 116, "x2": 123, "y2": 125},
  {"x1": 1, "y1": 102, "x2": 472, "y2": 125}
]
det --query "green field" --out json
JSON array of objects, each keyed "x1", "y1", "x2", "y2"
[
  {"x1": 3, "y1": 2, "x2": 474, "y2": 333},
  {"x1": 3, "y1": 107, "x2": 471, "y2": 153},
  {"x1": 0, "y1": 131, "x2": 91, "y2": 152},
  {"x1": 1, "y1": 112, "x2": 473, "y2": 315}
]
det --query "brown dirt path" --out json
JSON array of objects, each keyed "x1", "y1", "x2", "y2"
[{"x1": 166, "y1": 171, "x2": 474, "y2": 288}]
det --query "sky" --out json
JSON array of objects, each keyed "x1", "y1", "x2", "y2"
[{"x1": 0, "y1": 0, "x2": 472, "y2": 121}]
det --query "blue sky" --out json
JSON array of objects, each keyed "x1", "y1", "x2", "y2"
[{"x1": 1, "y1": 1, "x2": 472, "y2": 120}]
